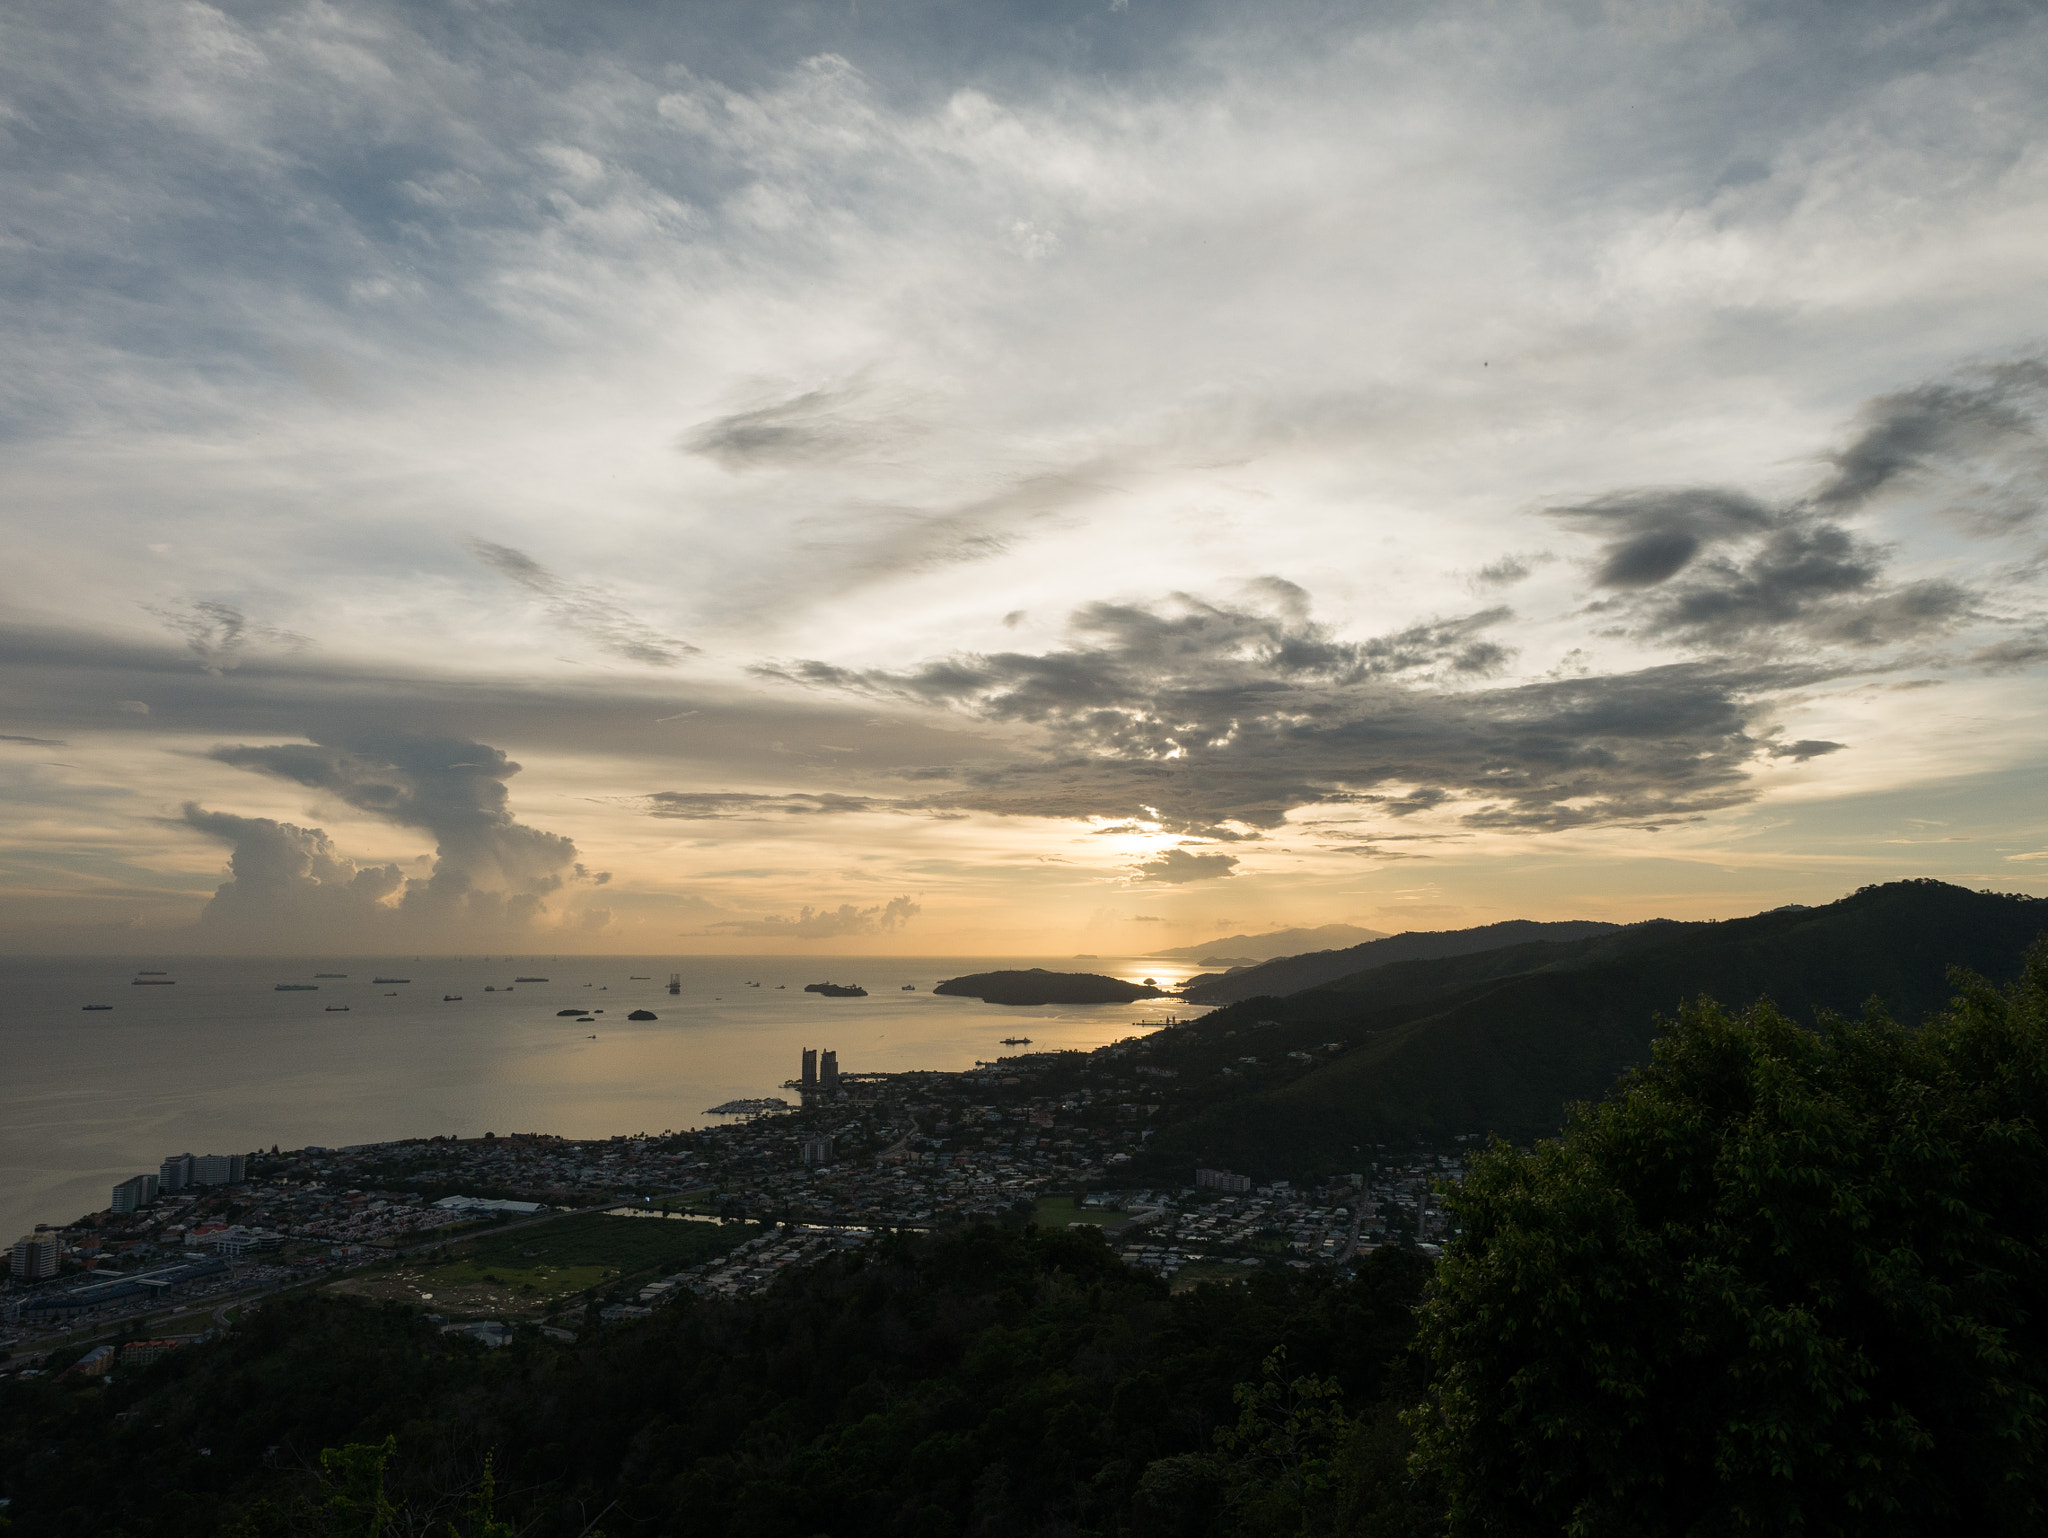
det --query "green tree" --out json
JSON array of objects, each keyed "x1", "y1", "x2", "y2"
[
  {"x1": 318, "y1": 1436, "x2": 395, "y2": 1538},
  {"x1": 1411, "y1": 944, "x2": 2048, "y2": 1535}
]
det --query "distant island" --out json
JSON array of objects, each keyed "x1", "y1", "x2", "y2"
[
  {"x1": 1147, "y1": 923, "x2": 1387, "y2": 962},
  {"x1": 804, "y1": 982, "x2": 868, "y2": 998},
  {"x1": 933, "y1": 969, "x2": 1172, "y2": 1006}
]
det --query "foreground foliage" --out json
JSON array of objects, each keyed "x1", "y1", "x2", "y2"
[
  {"x1": 0, "y1": 1229, "x2": 1435, "y2": 1537},
  {"x1": 1414, "y1": 941, "x2": 2048, "y2": 1534}
]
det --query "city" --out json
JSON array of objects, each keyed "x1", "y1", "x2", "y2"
[{"x1": 2, "y1": 1027, "x2": 1459, "y2": 1366}]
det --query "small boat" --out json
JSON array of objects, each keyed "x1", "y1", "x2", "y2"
[
  {"x1": 275, "y1": 984, "x2": 317, "y2": 991},
  {"x1": 314, "y1": 973, "x2": 346, "y2": 978},
  {"x1": 443, "y1": 994, "x2": 462, "y2": 1001},
  {"x1": 557, "y1": 1009, "x2": 585, "y2": 1017},
  {"x1": 83, "y1": 1004, "x2": 112, "y2": 1011},
  {"x1": 516, "y1": 976, "x2": 549, "y2": 983},
  {"x1": 373, "y1": 977, "x2": 410, "y2": 984},
  {"x1": 902, "y1": 984, "x2": 916, "y2": 991},
  {"x1": 485, "y1": 986, "x2": 496, "y2": 991},
  {"x1": 1000, "y1": 1036, "x2": 1032, "y2": 1045},
  {"x1": 587, "y1": 1033, "x2": 597, "y2": 1039},
  {"x1": 629, "y1": 976, "x2": 649, "y2": 980},
  {"x1": 384, "y1": 992, "x2": 396, "y2": 996},
  {"x1": 324, "y1": 1006, "x2": 350, "y2": 1012}
]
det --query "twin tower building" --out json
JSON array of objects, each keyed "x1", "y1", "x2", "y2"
[{"x1": 799, "y1": 1047, "x2": 840, "y2": 1090}]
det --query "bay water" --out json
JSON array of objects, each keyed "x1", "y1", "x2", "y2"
[{"x1": 0, "y1": 953, "x2": 1203, "y2": 1243}]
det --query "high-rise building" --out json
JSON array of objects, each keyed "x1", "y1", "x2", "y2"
[
  {"x1": 10, "y1": 1233, "x2": 59, "y2": 1280},
  {"x1": 801, "y1": 1047, "x2": 817, "y2": 1088},
  {"x1": 801, "y1": 1135, "x2": 834, "y2": 1165},
  {"x1": 1196, "y1": 1168, "x2": 1252, "y2": 1194},
  {"x1": 819, "y1": 1049, "x2": 839, "y2": 1088},
  {"x1": 159, "y1": 1153, "x2": 194, "y2": 1192},
  {"x1": 191, "y1": 1153, "x2": 246, "y2": 1186},
  {"x1": 111, "y1": 1173, "x2": 160, "y2": 1214}
]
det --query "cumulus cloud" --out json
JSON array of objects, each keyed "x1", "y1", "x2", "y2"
[
  {"x1": 1133, "y1": 847, "x2": 1238, "y2": 883},
  {"x1": 706, "y1": 895, "x2": 921, "y2": 938},
  {"x1": 467, "y1": 540, "x2": 695, "y2": 666},
  {"x1": 194, "y1": 731, "x2": 600, "y2": 940},
  {"x1": 180, "y1": 806, "x2": 405, "y2": 944}
]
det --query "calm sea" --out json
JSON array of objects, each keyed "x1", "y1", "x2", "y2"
[{"x1": 0, "y1": 953, "x2": 1204, "y2": 1242}]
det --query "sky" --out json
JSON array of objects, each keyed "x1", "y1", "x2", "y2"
[{"x1": 2, "y1": 0, "x2": 2046, "y2": 957}]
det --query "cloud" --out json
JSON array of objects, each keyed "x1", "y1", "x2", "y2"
[
  {"x1": 1472, "y1": 554, "x2": 1548, "y2": 589},
  {"x1": 0, "y1": 734, "x2": 66, "y2": 747},
  {"x1": 179, "y1": 805, "x2": 405, "y2": 943},
  {"x1": 762, "y1": 584, "x2": 1803, "y2": 833},
  {"x1": 681, "y1": 378, "x2": 926, "y2": 471},
  {"x1": 1815, "y1": 359, "x2": 2048, "y2": 525},
  {"x1": 115, "y1": 701, "x2": 150, "y2": 715},
  {"x1": 1134, "y1": 847, "x2": 1238, "y2": 883},
  {"x1": 1553, "y1": 486, "x2": 1973, "y2": 650},
  {"x1": 1765, "y1": 739, "x2": 1845, "y2": 761},
  {"x1": 145, "y1": 601, "x2": 308, "y2": 675},
  {"x1": 467, "y1": 540, "x2": 696, "y2": 667},
  {"x1": 200, "y1": 731, "x2": 598, "y2": 937},
  {"x1": 646, "y1": 790, "x2": 886, "y2": 819},
  {"x1": 706, "y1": 895, "x2": 921, "y2": 938}
]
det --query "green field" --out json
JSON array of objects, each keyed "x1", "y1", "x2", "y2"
[
  {"x1": 335, "y1": 1212, "x2": 762, "y2": 1316},
  {"x1": 454, "y1": 1212, "x2": 757, "y2": 1289},
  {"x1": 1034, "y1": 1196, "x2": 1122, "y2": 1229}
]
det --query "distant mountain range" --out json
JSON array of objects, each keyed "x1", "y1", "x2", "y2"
[
  {"x1": 1148, "y1": 924, "x2": 1387, "y2": 964},
  {"x1": 1136, "y1": 880, "x2": 2048, "y2": 1179},
  {"x1": 1180, "y1": 919, "x2": 1621, "y2": 1002}
]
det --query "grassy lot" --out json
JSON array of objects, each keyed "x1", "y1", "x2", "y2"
[
  {"x1": 330, "y1": 1211, "x2": 760, "y2": 1318},
  {"x1": 1034, "y1": 1196, "x2": 1123, "y2": 1229},
  {"x1": 1169, "y1": 1259, "x2": 1265, "y2": 1293}
]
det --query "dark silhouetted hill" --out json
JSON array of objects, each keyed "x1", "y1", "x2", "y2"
[
  {"x1": 1143, "y1": 881, "x2": 2047, "y2": 1176},
  {"x1": 1148, "y1": 923, "x2": 1387, "y2": 962},
  {"x1": 1181, "y1": 918, "x2": 1624, "y2": 1003}
]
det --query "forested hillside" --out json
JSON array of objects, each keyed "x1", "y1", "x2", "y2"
[{"x1": 1144, "y1": 881, "x2": 2048, "y2": 1175}]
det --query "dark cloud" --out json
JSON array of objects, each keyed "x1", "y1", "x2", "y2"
[
  {"x1": 0, "y1": 734, "x2": 66, "y2": 747},
  {"x1": 1765, "y1": 739, "x2": 1845, "y2": 761},
  {"x1": 763, "y1": 586, "x2": 1811, "y2": 834},
  {"x1": 204, "y1": 732, "x2": 597, "y2": 934},
  {"x1": 1551, "y1": 488, "x2": 1775, "y2": 590},
  {"x1": 1553, "y1": 484, "x2": 1971, "y2": 650},
  {"x1": 1816, "y1": 359, "x2": 2048, "y2": 522},
  {"x1": 467, "y1": 540, "x2": 695, "y2": 666},
  {"x1": 1134, "y1": 847, "x2": 1238, "y2": 883},
  {"x1": 705, "y1": 895, "x2": 921, "y2": 938}
]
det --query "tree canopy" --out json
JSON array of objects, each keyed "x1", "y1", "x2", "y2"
[{"x1": 1411, "y1": 943, "x2": 2048, "y2": 1534}]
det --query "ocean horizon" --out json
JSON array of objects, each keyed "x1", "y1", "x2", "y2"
[{"x1": 0, "y1": 952, "x2": 1206, "y2": 1243}]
